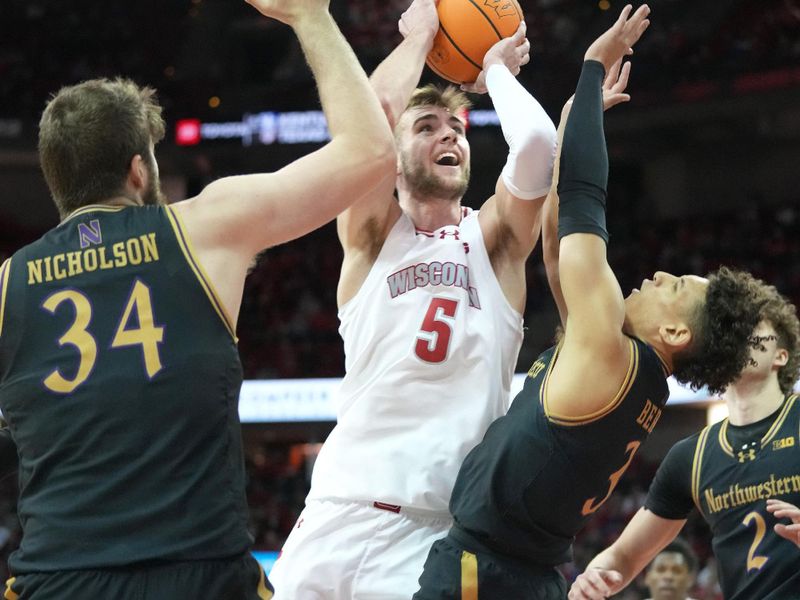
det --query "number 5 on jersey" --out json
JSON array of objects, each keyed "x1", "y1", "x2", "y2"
[{"x1": 415, "y1": 297, "x2": 459, "y2": 364}]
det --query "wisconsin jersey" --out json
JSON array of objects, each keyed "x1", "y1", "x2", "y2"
[
  {"x1": 450, "y1": 338, "x2": 669, "y2": 565},
  {"x1": 0, "y1": 205, "x2": 251, "y2": 572},
  {"x1": 689, "y1": 394, "x2": 800, "y2": 600},
  {"x1": 307, "y1": 209, "x2": 523, "y2": 512}
]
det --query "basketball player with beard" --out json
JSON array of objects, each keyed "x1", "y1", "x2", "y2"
[
  {"x1": 267, "y1": 1, "x2": 558, "y2": 598},
  {"x1": 0, "y1": 0, "x2": 395, "y2": 597}
]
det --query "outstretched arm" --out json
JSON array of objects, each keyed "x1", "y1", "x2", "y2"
[
  {"x1": 568, "y1": 508, "x2": 685, "y2": 599},
  {"x1": 543, "y1": 59, "x2": 632, "y2": 327},
  {"x1": 472, "y1": 23, "x2": 557, "y2": 312},
  {"x1": 336, "y1": 0, "x2": 440, "y2": 306},
  {"x1": 370, "y1": 0, "x2": 440, "y2": 130},
  {"x1": 545, "y1": 4, "x2": 650, "y2": 419},
  {"x1": 173, "y1": 0, "x2": 396, "y2": 322}
]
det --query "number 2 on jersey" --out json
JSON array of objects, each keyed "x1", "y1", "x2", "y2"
[
  {"x1": 43, "y1": 280, "x2": 164, "y2": 393},
  {"x1": 415, "y1": 297, "x2": 458, "y2": 363},
  {"x1": 743, "y1": 511, "x2": 769, "y2": 572}
]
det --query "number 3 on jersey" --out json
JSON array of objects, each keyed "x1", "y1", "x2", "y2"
[{"x1": 415, "y1": 297, "x2": 459, "y2": 363}]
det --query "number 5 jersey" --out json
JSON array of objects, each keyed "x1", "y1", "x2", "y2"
[
  {"x1": 0, "y1": 205, "x2": 251, "y2": 573},
  {"x1": 307, "y1": 209, "x2": 523, "y2": 512}
]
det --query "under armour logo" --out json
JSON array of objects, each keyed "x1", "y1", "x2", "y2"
[
  {"x1": 737, "y1": 446, "x2": 757, "y2": 463},
  {"x1": 440, "y1": 229, "x2": 460, "y2": 240},
  {"x1": 737, "y1": 450, "x2": 756, "y2": 462}
]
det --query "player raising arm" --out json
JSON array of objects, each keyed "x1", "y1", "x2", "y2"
[
  {"x1": 413, "y1": 6, "x2": 780, "y2": 599},
  {"x1": 0, "y1": 0, "x2": 393, "y2": 598},
  {"x1": 268, "y1": 0, "x2": 558, "y2": 598}
]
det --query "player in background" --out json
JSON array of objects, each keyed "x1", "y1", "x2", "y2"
[
  {"x1": 413, "y1": 5, "x2": 781, "y2": 598},
  {"x1": 0, "y1": 0, "x2": 395, "y2": 597},
  {"x1": 267, "y1": 0, "x2": 558, "y2": 597},
  {"x1": 642, "y1": 539, "x2": 698, "y2": 600},
  {"x1": 569, "y1": 303, "x2": 800, "y2": 600}
]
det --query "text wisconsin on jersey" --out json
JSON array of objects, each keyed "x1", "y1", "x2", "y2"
[
  {"x1": 26, "y1": 233, "x2": 159, "y2": 285},
  {"x1": 386, "y1": 261, "x2": 481, "y2": 308}
]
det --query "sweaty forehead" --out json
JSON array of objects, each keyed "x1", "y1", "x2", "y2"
[
  {"x1": 688, "y1": 274, "x2": 708, "y2": 284},
  {"x1": 401, "y1": 105, "x2": 464, "y2": 129},
  {"x1": 685, "y1": 275, "x2": 709, "y2": 297}
]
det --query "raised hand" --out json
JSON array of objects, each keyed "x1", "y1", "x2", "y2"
[
  {"x1": 767, "y1": 499, "x2": 800, "y2": 547},
  {"x1": 568, "y1": 567, "x2": 624, "y2": 600},
  {"x1": 244, "y1": 0, "x2": 330, "y2": 27},
  {"x1": 399, "y1": 0, "x2": 440, "y2": 41},
  {"x1": 461, "y1": 21, "x2": 530, "y2": 94},
  {"x1": 584, "y1": 4, "x2": 650, "y2": 73},
  {"x1": 602, "y1": 58, "x2": 632, "y2": 110}
]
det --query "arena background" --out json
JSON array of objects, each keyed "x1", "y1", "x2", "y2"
[{"x1": 1, "y1": 0, "x2": 799, "y2": 597}]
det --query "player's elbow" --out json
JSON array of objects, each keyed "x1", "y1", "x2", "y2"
[{"x1": 515, "y1": 117, "x2": 558, "y2": 161}]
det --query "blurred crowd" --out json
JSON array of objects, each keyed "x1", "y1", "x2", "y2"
[{"x1": 1, "y1": 0, "x2": 799, "y2": 119}]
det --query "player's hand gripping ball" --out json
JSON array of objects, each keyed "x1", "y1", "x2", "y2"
[{"x1": 426, "y1": 0, "x2": 524, "y2": 84}]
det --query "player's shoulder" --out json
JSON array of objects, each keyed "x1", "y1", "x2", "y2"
[{"x1": 663, "y1": 429, "x2": 707, "y2": 468}]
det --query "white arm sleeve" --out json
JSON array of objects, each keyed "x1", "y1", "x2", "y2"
[{"x1": 486, "y1": 64, "x2": 557, "y2": 200}]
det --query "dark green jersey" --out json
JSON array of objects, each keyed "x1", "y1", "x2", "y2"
[
  {"x1": 450, "y1": 337, "x2": 669, "y2": 566},
  {"x1": 0, "y1": 204, "x2": 251, "y2": 572},
  {"x1": 685, "y1": 395, "x2": 800, "y2": 600}
]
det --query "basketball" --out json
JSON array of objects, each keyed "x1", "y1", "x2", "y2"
[{"x1": 426, "y1": 0, "x2": 524, "y2": 85}]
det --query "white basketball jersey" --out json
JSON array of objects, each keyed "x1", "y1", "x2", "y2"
[{"x1": 308, "y1": 209, "x2": 523, "y2": 512}]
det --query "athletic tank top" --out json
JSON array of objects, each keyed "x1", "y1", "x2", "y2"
[
  {"x1": 0, "y1": 205, "x2": 250, "y2": 572},
  {"x1": 308, "y1": 209, "x2": 523, "y2": 512}
]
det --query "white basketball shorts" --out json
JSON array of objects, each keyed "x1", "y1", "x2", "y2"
[{"x1": 269, "y1": 498, "x2": 452, "y2": 600}]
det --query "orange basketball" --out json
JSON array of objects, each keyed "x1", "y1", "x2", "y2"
[{"x1": 426, "y1": 0, "x2": 524, "y2": 85}]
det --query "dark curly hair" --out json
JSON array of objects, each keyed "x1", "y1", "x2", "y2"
[
  {"x1": 671, "y1": 267, "x2": 789, "y2": 396},
  {"x1": 761, "y1": 292, "x2": 800, "y2": 394}
]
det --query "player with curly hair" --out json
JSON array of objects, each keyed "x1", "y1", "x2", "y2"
[
  {"x1": 570, "y1": 287, "x2": 800, "y2": 600},
  {"x1": 413, "y1": 6, "x2": 789, "y2": 598}
]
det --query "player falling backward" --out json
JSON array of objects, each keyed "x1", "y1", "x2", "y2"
[{"x1": 268, "y1": 1, "x2": 559, "y2": 598}]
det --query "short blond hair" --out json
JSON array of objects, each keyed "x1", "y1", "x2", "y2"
[{"x1": 406, "y1": 84, "x2": 472, "y2": 116}]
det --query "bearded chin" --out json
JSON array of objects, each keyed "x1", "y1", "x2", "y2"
[{"x1": 404, "y1": 161, "x2": 469, "y2": 201}]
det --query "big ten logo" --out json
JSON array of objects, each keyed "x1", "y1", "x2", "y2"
[
  {"x1": 636, "y1": 399, "x2": 662, "y2": 434},
  {"x1": 528, "y1": 359, "x2": 546, "y2": 379},
  {"x1": 483, "y1": 0, "x2": 517, "y2": 18},
  {"x1": 773, "y1": 436, "x2": 796, "y2": 451}
]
